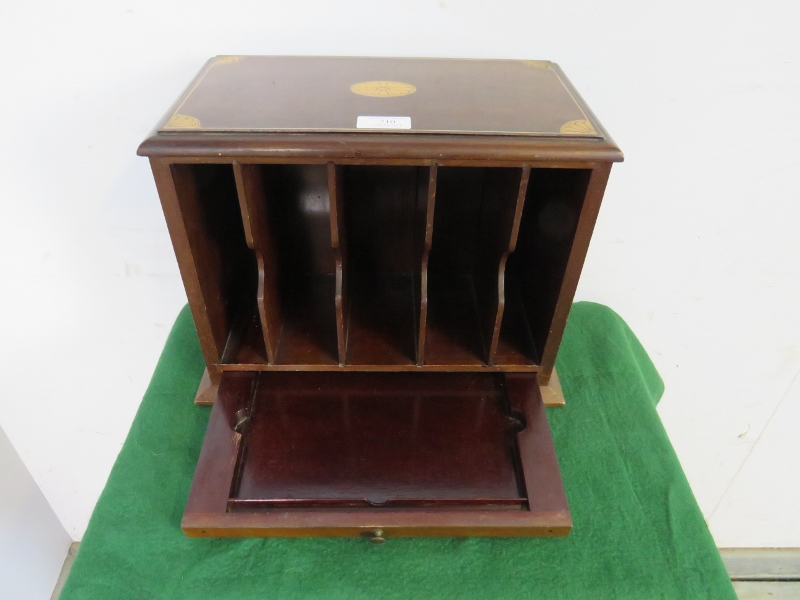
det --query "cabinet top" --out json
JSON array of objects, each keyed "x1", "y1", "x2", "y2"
[{"x1": 139, "y1": 56, "x2": 622, "y2": 162}]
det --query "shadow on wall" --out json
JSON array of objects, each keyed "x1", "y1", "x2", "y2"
[{"x1": 0, "y1": 426, "x2": 72, "y2": 600}]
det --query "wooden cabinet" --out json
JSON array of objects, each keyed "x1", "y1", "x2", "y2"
[{"x1": 138, "y1": 56, "x2": 622, "y2": 539}]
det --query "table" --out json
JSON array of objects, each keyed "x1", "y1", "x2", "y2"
[{"x1": 58, "y1": 302, "x2": 735, "y2": 599}]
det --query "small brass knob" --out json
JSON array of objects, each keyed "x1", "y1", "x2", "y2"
[{"x1": 370, "y1": 529, "x2": 386, "y2": 544}]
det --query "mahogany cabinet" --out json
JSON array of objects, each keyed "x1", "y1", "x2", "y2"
[{"x1": 138, "y1": 56, "x2": 622, "y2": 539}]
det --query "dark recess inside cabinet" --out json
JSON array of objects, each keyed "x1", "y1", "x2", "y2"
[{"x1": 169, "y1": 162, "x2": 591, "y2": 372}]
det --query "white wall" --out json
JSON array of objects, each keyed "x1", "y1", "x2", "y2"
[
  {"x1": 0, "y1": 426, "x2": 71, "y2": 600},
  {"x1": 0, "y1": 0, "x2": 797, "y2": 545}
]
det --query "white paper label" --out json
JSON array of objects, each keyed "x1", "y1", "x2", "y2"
[{"x1": 356, "y1": 116, "x2": 411, "y2": 130}]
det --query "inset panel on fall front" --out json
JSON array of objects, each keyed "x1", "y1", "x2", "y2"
[{"x1": 230, "y1": 372, "x2": 527, "y2": 509}]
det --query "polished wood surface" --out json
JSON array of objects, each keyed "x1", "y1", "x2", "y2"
[
  {"x1": 157, "y1": 56, "x2": 601, "y2": 137},
  {"x1": 236, "y1": 372, "x2": 524, "y2": 507},
  {"x1": 158, "y1": 160, "x2": 605, "y2": 373},
  {"x1": 142, "y1": 56, "x2": 620, "y2": 537},
  {"x1": 165, "y1": 160, "x2": 600, "y2": 373},
  {"x1": 183, "y1": 370, "x2": 570, "y2": 537},
  {"x1": 184, "y1": 372, "x2": 256, "y2": 517}
]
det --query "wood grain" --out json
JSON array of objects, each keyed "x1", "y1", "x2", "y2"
[
  {"x1": 183, "y1": 371, "x2": 571, "y2": 537},
  {"x1": 537, "y1": 164, "x2": 611, "y2": 377},
  {"x1": 415, "y1": 164, "x2": 437, "y2": 365},
  {"x1": 233, "y1": 163, "x2": 281, "y2": 363},
  {"x1": 142, "y1": 57, "x2": 621, "y2": 539}
]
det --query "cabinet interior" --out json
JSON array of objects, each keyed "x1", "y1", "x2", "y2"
[{"x1": 169, "y1": 162, "x2": 593, "y2": 371}]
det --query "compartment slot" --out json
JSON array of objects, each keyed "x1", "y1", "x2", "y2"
[
  {"x1": 424, "y1": 273, "x2": 486, "y2": 365},
  {"x1": 485, "y1": 166, "x2": 530, "y2": 365},
  {"x1": 234, "y1": 163, "x2": 338, "y2": 366},
  {"x1": 340, "y1": 166, "x2": 430, "y2": 365},
  {"x1": 492, "y1": 280, "x2": 539, "y2": 365},
  {"x1": 424, "y1": 167, "x2": 528, "y2": 366},
  {"x1": 497, "y1": 168, "x2": 592, "y2": 365},
  {"x1": 169, "y1": 164, "x2": 262, "y2": 363}
]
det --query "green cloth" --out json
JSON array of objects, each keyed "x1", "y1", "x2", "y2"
[{"x1": 60, "y1": 302, "x2": 735, "y2": 599}]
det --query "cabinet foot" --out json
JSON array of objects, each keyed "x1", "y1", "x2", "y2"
[
  {"x1": 194, "y1": 369, "x2": 219, "y2": 406},
  {"x1": 538, "y1": 369, "x2": 565, "y2": 407}
]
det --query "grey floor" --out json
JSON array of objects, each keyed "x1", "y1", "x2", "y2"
[
  {"x1": 50, "y1": 543, "x2": 78, "y2": 600},
  {"x1": 50, "y1": 544, "x2": 800, "y2": 599},
  {"x1": 723, "y1": 549, "x2": 800, "y2": 599}
]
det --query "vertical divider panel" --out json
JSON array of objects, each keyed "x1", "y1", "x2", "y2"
[
  {"x1": 415, "y1": 164, "x2": 437, "y2": 365},
  {"x1": 232, "y1": 163, "x2": 281, "y2": 365},
  {"x1": 328, "y1": 163, "x2": 348, "y2": 366},
  {"x1": 481, "y1": 166, "x2": 531, "y2": 366}
]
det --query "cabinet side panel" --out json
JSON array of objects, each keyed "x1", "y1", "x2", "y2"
[
  {"x1": 535, "y1": 164, "x2": 612, "y2": 376},
  {"x1": 150, "y1": 159, "x2": 224, "y2": 369},
  {"x1": 162, "y1": 162, "x2": 257, "y2": 366}
]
